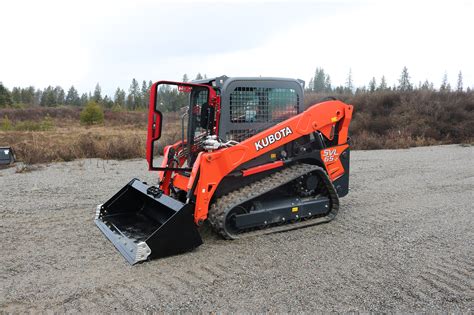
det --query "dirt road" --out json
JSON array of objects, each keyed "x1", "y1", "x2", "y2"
[{"x1": 1, "y1": 145, "x2": 473, "y2": 312}]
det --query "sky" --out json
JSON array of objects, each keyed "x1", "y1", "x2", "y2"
[{"x1": 1, "y1": 0, "x2": 473, "y2": 96}]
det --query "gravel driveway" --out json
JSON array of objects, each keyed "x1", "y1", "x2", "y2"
[{"x1": 1, "y1": 145, "x2": 473, "y2": 312}]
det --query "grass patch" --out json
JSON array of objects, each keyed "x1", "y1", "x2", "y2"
[
  {"x1": 0, "y1": 106, "x2": 154, "y2": 164},
  {"x1": 1, "y1": 115, "x2": 54, "y2": 131},
  {"x1": 1, "y1": 127, "x2": 148, "y2": 164}
]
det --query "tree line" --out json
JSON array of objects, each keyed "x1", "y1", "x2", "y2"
[
  {"x1": 0, "y1": 68, "x2": 469, "y2": 109},
  {"x1": 307, "y1": 67, "x2": 467, "y2": 94},
  {"x1": 0, "y1": 79, "x2": 152, "y2": 109},
  {"x1": 0, "y1": 72, "x2": 208, "y2": 109}
]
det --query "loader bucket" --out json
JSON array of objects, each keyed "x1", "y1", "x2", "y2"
[{"x1": 95, "y1": 179, "x2": 202, "y2": 265}]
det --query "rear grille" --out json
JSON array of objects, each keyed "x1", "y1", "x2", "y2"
[{"x1": 227, "y1": 87, "x2": 298, "y2": 141}]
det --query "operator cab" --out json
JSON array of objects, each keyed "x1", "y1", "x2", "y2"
[{"x1": 148, "y1": 76, "x2": 305, "y2": 170}]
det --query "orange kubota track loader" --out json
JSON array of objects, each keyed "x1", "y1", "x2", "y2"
[{"x1": 95, "y1": 76, "x2": 353, "y2": 264}]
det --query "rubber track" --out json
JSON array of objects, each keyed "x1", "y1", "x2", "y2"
[{"x1": 208, "y1": 163, "x2": 340, "y2": 239}]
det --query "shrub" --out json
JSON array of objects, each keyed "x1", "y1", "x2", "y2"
[
  {"x1": 75, "y1": 133, "x2": 101, "y2": 157},
  {"x1": 104, "y1": 135, "x2": 145, "y2": 159},
  {"x1": 80, "y1": 101, "x2": 104, "y2": 125},
  {"x1": 14, "y1": 121, "x2": 43, "y2": 131},
  {"x1": 4, "y1": 116, "x2": 55, "y2": 131},
  {"x1": 304, "y1": 89, "x2": 474, "y2": 149},
  {"x1": 1, "y1": 115, "x2": 12, "y2": 131},
  {"x1": 40, "y1": 114, "x2": 54, "y2": 130}
]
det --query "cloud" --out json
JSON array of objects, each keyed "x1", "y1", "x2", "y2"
[{"x1": 193, "y1": 1, "x2": 474, "y2": 88}]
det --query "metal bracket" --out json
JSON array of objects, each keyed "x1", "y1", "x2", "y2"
[{"x1": 147, "y1": 186, "x2": 163, "y2": 198}]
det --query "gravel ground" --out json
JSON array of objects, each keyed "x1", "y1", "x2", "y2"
[{"x1": 0, "y1": 145, "x2": 473, "y2": 312}]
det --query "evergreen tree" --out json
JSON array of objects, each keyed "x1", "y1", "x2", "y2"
[
  {"x1": 334, "y1": 86, "x2": 345, "y2": 94},
  {"x1": 54, "y1": 86, "x2": 65, "y2": 104},
  {"x1": 440, "y1": 72, "x2": 452, "y2": 92},
  {"x1": 93, "y1": 83, "x2": 102, "y2": 103},
  {"x1": 182, "y1": 74, "x2": 189, "y2": 82},
  {"x1": 147, "y1": 80, "x2": 153, "y2": 106},
  {"x1": 11, "y1": 87, "x2": 21, "y2": 103},
  {"x1": 102, "y1": 95, "x2": 114, "y2": 108},
  {"x1": 307, "y1": 78, "x2": 314, "y2": 91},
  {"x1": 80, "y1": 101, "x2": 104, "y2": 125},
  {"x1": 0, "y1": 82, "x2": 13, "y2": 107},
  {"x1": 80, "y1": 93, "x2": 89, "y2": 106},
  {"x1": 421, "y1": 80, "x2": 434, "y2": 91},
  {"x1": 65, "y1": 86, "x2": 80, "y2": 106},
  {"x1": 21, "y1": 86, "x2": 35, "y2": 105},
  {"x1": 141, "y1": 80, "x2": 149, "y2": 107},
  {"x1": 128, "y1": 78, "x2": 140, "y2": 110},
  {"x1": 398, "y1": 67, "x2": 412, "y2": 91},
  {"x1": 313, "y1": 68, "x2": 326, "y2": 92},
  {"x1": 34, "y1": 90, "x2": 42, "y2": 106},
  {"x1": 126, "y1": 94, "x2": 134, "y2": 109},
  {"x1": 40, "y1": 86, "x2": 56, "y2": 106},
  {"x1": 457, "y1": 71, "x2": 463, "y2": 92},
  {"x1": 195, "y1": 73, "x2": 203, "y2": 80},
  {"x1": 369, "y1": 77, "x2": 377, "y2": 92},
  {"x1": 325, "y1": 74, "x2": 332, "y2": 92},
  {"x1": 345, "y1": 68, "x2": 353, "y2": 93},
  {"x1": 356, "y1": 86, "x2": 367, "y2": 94},
  {"x1": 114, "y1": 87, "x2": 126, "y2": 107},
  {"x1": 378, "y1": 75, "x2": 388, "y2": 91}
]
